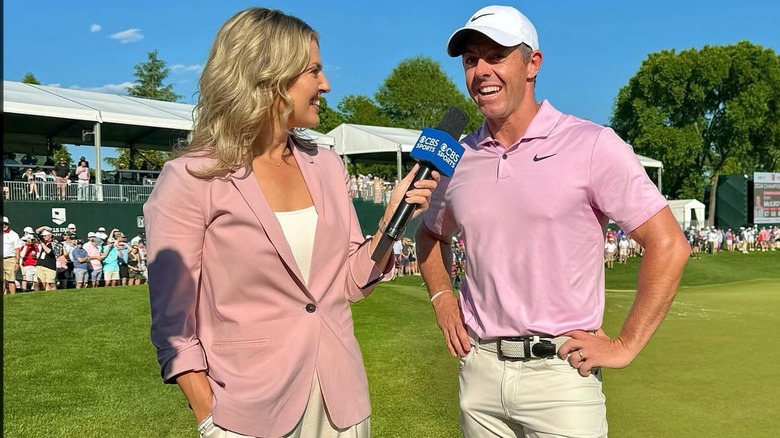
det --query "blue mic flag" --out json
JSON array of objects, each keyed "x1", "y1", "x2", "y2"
[{"x1": 409, "y1": 128, "x2": 465, "y2": 178}]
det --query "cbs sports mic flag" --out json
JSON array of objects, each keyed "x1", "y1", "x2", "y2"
[{"x1": 409, "y1": 128, "x2": 465, "y2": 178}]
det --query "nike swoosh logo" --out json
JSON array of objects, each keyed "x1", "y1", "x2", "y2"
[
  {"x1": 533, "y1": 153, "x2": 557, "y2": 162},
  {"x1": 470, "y1": 13, "x2": 495, "y2": 22}
]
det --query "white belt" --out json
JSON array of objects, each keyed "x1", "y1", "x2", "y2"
[{"x1": 478, "y1": 335, "x2": 569, "y2": 361}]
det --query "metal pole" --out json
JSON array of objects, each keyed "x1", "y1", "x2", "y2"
[
  {"x1": 657, "y1": 167, "x2": 663, "y2": 194},
  {"x1": 94, "y1": 122, "x2": 102, "y2": 184},
  {"x1": 396, "y1": 147, "x2": 402, "y2": 183}
]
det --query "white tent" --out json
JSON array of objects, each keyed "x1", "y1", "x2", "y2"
[
  {"x1": 3, "y1": 80, "x2": 335, "y2": 183},
  {"x1": 668, "y1": 199, "x2": 705, "y2": 229},
  {"x1": 328, "y1": 122, "x2": 664, "y2": 185}
]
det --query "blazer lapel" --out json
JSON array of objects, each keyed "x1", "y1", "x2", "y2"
[
  {"x1": 293, "y1": 145, "x2": 330, "y2": 298},
  {"x1": 230, "y1": 167, "x2": 307, "y2": 289}
]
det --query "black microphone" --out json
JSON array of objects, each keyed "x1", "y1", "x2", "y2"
[{"x1": 371, "y1": 107, "x2": 469, "y2": 261}]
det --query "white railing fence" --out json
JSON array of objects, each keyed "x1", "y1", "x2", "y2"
[{"x1": 3, "y1": 181, "x2": 154, "y2": 203}]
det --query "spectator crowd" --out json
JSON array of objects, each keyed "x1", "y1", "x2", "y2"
[
  {"x1": 3, "y1": 216, "x2": 147, "y2": 295},
  {"x1": 349, "y1": 173, "x2": 397, "y2": 204},
  {"x1": 683, "y1": 225, "x2": 780, "y2": 258}
]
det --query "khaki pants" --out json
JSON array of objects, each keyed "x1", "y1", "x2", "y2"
[
  {"x1": 460, "y1": 340, "x2": 607, "y2": 438},
  {"x1": 198, "y1": 374, "x2": 369, "y2": 438},
  {"x1": 36, "y1": 266, "x2": 57, "y2": 285},
  {"x1": 3, "y1": 258, "x2": 17, "y2": 282}
]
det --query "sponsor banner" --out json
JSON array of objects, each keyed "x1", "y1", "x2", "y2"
[{"x1": 753, "y1": 172, "x2": 780, "y2": 224}]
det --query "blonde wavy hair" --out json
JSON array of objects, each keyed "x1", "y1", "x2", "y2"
[{"x1": 184, "y1": 7, "x2": 318, "y2": 179}]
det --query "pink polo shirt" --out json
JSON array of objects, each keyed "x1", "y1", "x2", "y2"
[{"x1": 422, "y1": 100, "x2": 667, "y2": 339}]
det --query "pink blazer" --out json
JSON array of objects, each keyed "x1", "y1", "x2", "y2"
[{"x1": 144, "y1": 141, "x2": 393, "y2": 437}]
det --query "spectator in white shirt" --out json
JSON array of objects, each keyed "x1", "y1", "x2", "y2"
[{"x1": 3, "y1": 216, "x2": 23, "y2": 295}]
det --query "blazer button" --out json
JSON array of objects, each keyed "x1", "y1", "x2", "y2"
[{"x1": 305, "y1": 303, "x2": 316, "y2": 313}]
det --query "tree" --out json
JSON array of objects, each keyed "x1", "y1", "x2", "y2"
[
  {"x1": 21, "y1": 72, "x2": 41, "y2": 84},
  {"x1": 53, "y1": 146, "x2": 73, "y2": 167},
  {"x1": 104, "y1": 150, "x2": 172, "y2": 171},
  {"x1": 109, "y1": 50, "x2": 181, "y2": 170},
  {"x1": 375, "y1": 56, "x2": 482, "y2": 131},
  {"x1": 126, "y1": 50, "x2": 182, "y2": 101},
  {"x1": 337, "y1": 95, "x2": 390, "y2": 126},
  {"x1": 611, "y1": 42, "x2": 780, "y2": 225}
]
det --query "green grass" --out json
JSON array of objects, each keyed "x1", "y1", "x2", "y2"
[{"x1": 3, "y1": 250, "x2": 779, "y2": 437}]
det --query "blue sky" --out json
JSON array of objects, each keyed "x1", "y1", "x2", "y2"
[{"x1": 4, "y1": 0, "x2": 779, "y2": 168}]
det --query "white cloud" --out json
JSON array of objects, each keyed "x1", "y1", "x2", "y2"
[
  {"x1": 110, "y1": 28, "x2": 144, "y2": 44},
  {"x1": 68, "y1": 82, "x2": 135, "y2": 95},
  {"x1": 170, "y1": 64, "x2": 203, "y2": 74},
  {"x1": 90, "y1": 24, "x2": 102, "y2": 33}
]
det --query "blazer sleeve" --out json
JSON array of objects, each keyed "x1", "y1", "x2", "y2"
[
  {"x1": 341, "y1": 162, "x2": 395, "y2": 302},
  {"x1": 143, "y1": 159, "x2": 208, "y2": 384}
]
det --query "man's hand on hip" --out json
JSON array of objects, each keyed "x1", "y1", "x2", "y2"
[{"x1": 558, "y1": 329, "x2": 636, "y2": 377}]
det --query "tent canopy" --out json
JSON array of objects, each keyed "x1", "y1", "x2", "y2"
[
  {"x1": 3, "y1": 80, "x2": 334, "y2": 154},
  {"x1": 4, "y1": 80, "x2": 194, "y2": 153},
  {"x1": 328, "y1": 124, "x2": 421, "y2": 157},
  {"x1": 668, "y1": 199, "x2": 705, "y2": 229},
  {"x1": 327, "y1": 122, "x2": 664, "y2": 169}
]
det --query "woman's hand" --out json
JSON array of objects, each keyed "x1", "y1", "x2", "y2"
[{"x1": 382, "y1": 164, "x2": 441, "y2": 223}]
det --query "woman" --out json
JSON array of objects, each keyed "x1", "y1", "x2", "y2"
[
  {"x1": 24, "y1": 168, "x2": 39, "y2": 199},
  {"x1": 126, "y1": 245, "x2": 144, "y2": 285},
  {"x1": 143, "y1": 8, "x2": 439, "y2": 438}
]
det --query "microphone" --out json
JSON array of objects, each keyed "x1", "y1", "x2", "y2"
[{"x1": 371, "y1": 107, "x2": 469, "y2": 261}]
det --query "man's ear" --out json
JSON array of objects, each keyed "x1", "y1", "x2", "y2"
[{"x1": 527, "y1": 50, "x2": 543, "y2": 81}]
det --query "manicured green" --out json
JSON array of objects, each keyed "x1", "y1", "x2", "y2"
[{"x1": 4, "y1": 250, "x2": 779, "y2": 437}]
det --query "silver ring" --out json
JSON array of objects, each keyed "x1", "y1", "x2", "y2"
[{"x1": 578, "y1": 351, "x2": 584, "y2": 360}]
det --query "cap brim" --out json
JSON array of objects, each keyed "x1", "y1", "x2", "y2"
[{"x1": 447, "y1": 26, "x2": 525, "y2": 57}]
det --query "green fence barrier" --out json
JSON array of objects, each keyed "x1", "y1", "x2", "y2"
[
  {"x1": 3, "y1": 199, "x2": 425, "y2": 242},
  {"x1": 3, "y1": 201, "x2": 145, "y2": 239}
]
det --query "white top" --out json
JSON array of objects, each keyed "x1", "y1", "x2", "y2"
[
  {"x1": 3, "y1": 230, "x2": 23, "y2": 258},
  {"x1": 275, "y1": 206, "x2": 318, "y2": 286}
]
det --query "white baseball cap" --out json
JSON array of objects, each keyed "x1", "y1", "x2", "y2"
[
  {"x1": 41, "y1": 230, "x2": 52, "y2": 236},
  {"x1": 447, "y1": 5, "x2": 539, "y2": 57},
  {"x1": 24, "y1": 226, "x2": 34, "y2": 234},
  {"x1": 88, "y1": 232, "x2": 96, "y2": 237},
  {"x1": 98, "y1": 226, "x2": 106, "y2": 231},
  {"x1": 2, "y1": 216, "x2": 8, "y2": 224},
  {"x1": 67, "y1": 223, "x2": 76, "y2": 229}
]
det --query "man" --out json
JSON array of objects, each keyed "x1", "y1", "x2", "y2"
[
  {"x1": 60, "y1": 234, "x2": 78, "y2": 289},
  {"x1": 3, "y1": 153, "x2": 19, "y2": 180},
  {"x1": 416, "y1": 6, "x2": 690, "y2": 437},
  {"x1": 34, "y1": 227, "x2": 60, "y2": 291},
  {"x1": 53, "y1": 158, "x2": 70, "y2": 201},
  {"x1": 21, "y1": 152, "x2": 37, "y2": 166},
  {"x1": 3, "y1": 216, "x2": 23, "y2": 295},
  {"x1": 84, "y1": 232, "x2": 103, "y2": 287},
  {"x1": 70, "y1": 240, "x2": 90, "y2": 289},
  {"x1": 114, "y1": 231, "x2": 131, "y2": 285},
  {"x1": 129, "y1": 232, "x2": 145, "y2": 247},
  {"x1": 754, "y1": 195, "x2": 765, "y2": 219}
]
